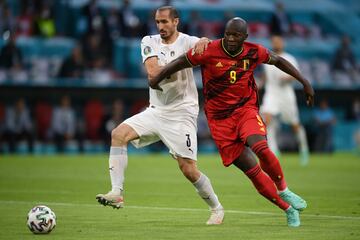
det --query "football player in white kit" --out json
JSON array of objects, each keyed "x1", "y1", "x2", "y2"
[
  {"x1": 96, "y1": 6, "x2": 224, "y2": 225},
  {"x1": 261, "y1": 35, "x2": 309, "y2": 165}
]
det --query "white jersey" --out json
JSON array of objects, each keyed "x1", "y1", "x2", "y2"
[
  {"x1": 263, "y1": 52, "x2": 298, "y2": 98},
  {"x1": 141, "y1": 33, "x2": 199, "y2": 116},
  {"x1": 261, "y1": 52, "x2": 300, "y2": 124}
]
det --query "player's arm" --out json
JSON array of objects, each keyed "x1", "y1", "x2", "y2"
[
  {"x1": 144, "y1": 56, "x2": 163, "y2": 82},
  {"x1": 149, "y1": 54, "x2": 192, "y2": 90},
  {"x1": 267, "y1": 52, "x2": 315, "y2": 106},
  {"x1": 193, "y1": 37, "x2": 212, "y2": 55}
]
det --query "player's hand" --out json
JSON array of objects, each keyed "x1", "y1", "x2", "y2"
[
  {"x1": 303, "y1": 83, "x2": 314, "y2": 107},
  {"x1": 194, "y1": 37, "x2": 211, "y2": 55}
]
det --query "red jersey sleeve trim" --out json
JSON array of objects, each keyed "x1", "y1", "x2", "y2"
[
  {"x1": 185, "y1": 52, "x2": 196, "y2": 66},
  {"x1": 266, "y1": 55, "x2": 272, "y2": 64}
]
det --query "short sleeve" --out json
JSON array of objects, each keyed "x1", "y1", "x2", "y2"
[
  {"x1": 186, "y1": 48, "x2": 207, "y2": 67},
  {"x1": 141, "y1": 36, "x2": 158, "y2": 63},
  {"x1": 257, "y1": 44, "x2": 271, "y2": 64}
]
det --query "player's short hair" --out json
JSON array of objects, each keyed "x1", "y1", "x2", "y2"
[{"x1": 157, "y1": 6, "x2": 179, "y2": 19}]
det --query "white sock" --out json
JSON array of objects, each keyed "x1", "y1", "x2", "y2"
[
  {"x1": 296, "y1": 125, "x2": 309, "y2": 153},
  {"x1": 193, "y1": 173, "x2": 221, "y2": 209},
  {"x1": 109, "y1": 146, "x2": 128, "y2": 195},
  {"x1": 267, "y1": 119, "x2": 280, "y2": 155}
]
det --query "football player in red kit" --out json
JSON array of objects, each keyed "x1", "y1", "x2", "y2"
[{"x1": 150, "y1": 17, "x2": 315, "y2": 227}]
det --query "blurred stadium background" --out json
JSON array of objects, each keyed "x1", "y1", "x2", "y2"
[
  {"x1": 1, "y1": 1, "x2": 360, "y2": 239},
  {"x1": 0, "y1": 0, "x2": 359, "y2": 154}
]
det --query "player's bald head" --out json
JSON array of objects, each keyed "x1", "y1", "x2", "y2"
[
  {"x1": 223, "y1": 17, "x2": 248, "y2": 53},
  {"x1": 225, "y1": 17, "x2": 248, "y2": 35}
]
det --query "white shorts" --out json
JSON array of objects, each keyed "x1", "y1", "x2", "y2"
[
  {"x1": 261, "y1": 93, "x2": 300, "y2": 125},
  {"x1": 123, "y1": 106, "x2": 198, "y2": 160}
]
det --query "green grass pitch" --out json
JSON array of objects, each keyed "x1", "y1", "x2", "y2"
[{"x1": 0, "y1": 153, "x2": 359, "y2": 239}]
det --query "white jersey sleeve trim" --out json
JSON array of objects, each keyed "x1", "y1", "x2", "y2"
[{"x1": 141, "y1": 36, "x2": 158, "y2": 63}]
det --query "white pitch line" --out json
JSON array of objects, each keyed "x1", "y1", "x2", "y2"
[{"x1": 1, "y1": 200, "x2": 359, "y2": 220}]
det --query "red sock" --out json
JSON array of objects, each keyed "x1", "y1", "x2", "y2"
[
  {"x1": 251, "y1": 140, "x2": 287, "y2": 191},
  {"x1": 245, "y1": 164, "x2": 289, "y2": 211}
]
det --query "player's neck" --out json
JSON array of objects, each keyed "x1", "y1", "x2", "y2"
[{"x1": 161, "y1": 31, "x2": 179, "y2": 44}]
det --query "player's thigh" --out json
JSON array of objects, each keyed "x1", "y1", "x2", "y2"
[
  {"x1": 237, "y1": 108, "x2": 267, "y2": 143},
  {"x1": 158, "y1": 115, "x2": 198, "y2": 160},
  {"x1": 122, "y1": 108, "x2": 161, "y2": 147},
  {"x1": 208, "y1": 117, "x2": 244, "y2": 167}
]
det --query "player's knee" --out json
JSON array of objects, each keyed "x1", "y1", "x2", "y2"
[
  {"x1": 250, "y1": 139, "x2": 269, "y2": 156},
  {"x1": 233, "y1": 148, "x2": 258, "y2": 172},
  {"x1": 111, "y1": 126, "x2": 128, "y2": 145}
]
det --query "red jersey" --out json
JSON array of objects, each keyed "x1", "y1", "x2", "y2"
[{"x1": 186, "y1": 39, "x2": 271, "y2": 120}]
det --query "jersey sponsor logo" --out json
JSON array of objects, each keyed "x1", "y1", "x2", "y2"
[
  {"x1": 216, "y1": 62, "x2": 223, "y2": 67},
  {"x1": 143, "y1": 46, "x2": 151, "y2": 55}
]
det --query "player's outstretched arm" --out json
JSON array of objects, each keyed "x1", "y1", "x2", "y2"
[
  {"x1": 149, "y1": 54, "x2": 192, "y2": 90},
  {"x1": 268, "y1": 52, "x2": 315, "y2": 107}
]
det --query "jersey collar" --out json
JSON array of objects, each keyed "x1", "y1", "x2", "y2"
[{"x1": 221, "y1": 39, "x2": 243, "y2": 58}]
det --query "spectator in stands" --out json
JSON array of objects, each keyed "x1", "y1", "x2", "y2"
[
  {"x1": 107, "y1": 7, "x2": 121, "y2": 40},
  {"x1": 82, "y1": 0, "x2": 103, "y2": 34},
  {"x1": 118, "y1": 0, "x2": 143, "y2": 37},
  {"x1": 332, "y1": 35, "x2": 359, "y2": 84},
  {"x1": 50, "y1": 96, "x2": 81, "y2": 153},
  {"x1": 3, "y1": 98, "x2": 34, "y2": 153},
  {"x1": 313, "y1": 99, "x2": 336, "y2": 153},
  {"x1": 57, "y1": 44, "x2": 85, "y2": 79},
  {"x1": 33, "y1": 2, "x2": 56, "y2": 38},
  {"x1": 81, "y1": 29, "x2": 112, "y2": 69},
  {"x1": 101, "y1": 99, "x2": 125, "y2": 150},
  {"x1": 269, "y1": 2, "x2": 292, "y2": 36},
  {"x1": 15, "y1": 1, "x2": 34, "y2": 37},
  {"x1": 0, "y1": 32, "x2": 22, "y2": 70},
  {"x1": 81, "y1": 30, "x2": 114, "y2": 85},
  {"x1": 348, "y1": 98, "x2": 360, "y2": 121},
  {"x1": 0, "y1": 3, "x2": 16, "y2": 35},
  {"x1": 0, "y1": 32, "x2": 27, "y2": 83}
]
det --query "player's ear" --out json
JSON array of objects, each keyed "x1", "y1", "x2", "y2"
[{"x1": 173, "y1": 17, "x2": 179, "y2": 27}]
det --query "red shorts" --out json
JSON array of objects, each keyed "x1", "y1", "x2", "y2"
[{"x1": 207, "y1": 107, "x2": 267, "y2": 167}]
